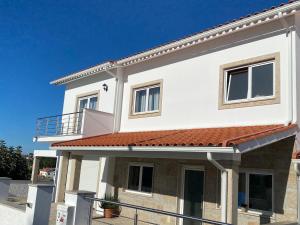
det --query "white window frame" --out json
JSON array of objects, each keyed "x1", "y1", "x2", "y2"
[
  {"x1": 77, "y1": 94, "x2": 98, "y2": 111},
  {"x1": 133, "y1": 84, "x2": 160, "y2": 115},
  {"x1": 224, "y1": 60, "x2": 275, "y2": 104},
  {"x1": 238, "y1": 169, "x2": 274, "y2": 215},
  {"x1": 126, "y1": 163, "x2": 154, "y2": 196}
]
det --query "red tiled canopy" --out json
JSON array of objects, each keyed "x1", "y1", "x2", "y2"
[{"x1": 52, "y1": 124, "x2": 296, "y2": 148}]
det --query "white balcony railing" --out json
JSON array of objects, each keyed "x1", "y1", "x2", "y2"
[{"x1": 34, "y1": 109, "x2": 114, "y2": 142}]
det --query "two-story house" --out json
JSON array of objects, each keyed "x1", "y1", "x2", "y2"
[{"x1": 32, "y1": 1, "x2": 300, "y2": 224}]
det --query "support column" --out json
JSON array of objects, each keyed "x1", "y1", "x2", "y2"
[
  {"x1": 55, "y1": 152, "x2": 69, "y2": 202},
  {"x1": 66, "y1": 155, "x2": 82, "y2": 192},
  {"x1": 31, "y1": 157, "x2": 40, "y2": 184},
  {"x1": 25, "y1": 184, "x2": 54, "y2": 225},
  {"x1": 96, "y1": 157, "x2": 115, "y2": 215},
  {"x1": 226, "y1": 161, "x2": 239, "y2": 225}
]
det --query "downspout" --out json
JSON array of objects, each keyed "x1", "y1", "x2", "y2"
[
  {"x1": 114, "y1": 67, "x2": 124, "y2": 132},
  {"x1": 106, "y1": 66, "x2": 124, "y2": 133},
  {"x1": 207, "y1": 152, "x2": 227, "y2": 223},
  {"x1": 280, "y1": 14, "x2": 294, "y2": 125}
]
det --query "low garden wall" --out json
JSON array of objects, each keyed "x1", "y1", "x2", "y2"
[{"x1": 9, "y1": 180, "x2": 30, "y2": 198}]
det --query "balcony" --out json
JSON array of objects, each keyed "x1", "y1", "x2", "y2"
[{"x1": 34, "y1": 109, "x2": 114, "y2": 142}]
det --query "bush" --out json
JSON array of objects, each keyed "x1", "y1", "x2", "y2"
[{"x1": 0, "y1": 140, "x2": 30, "y2": 180}]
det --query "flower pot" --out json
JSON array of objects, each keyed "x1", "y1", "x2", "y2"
[
  {"x1": 104, "y1": 208, "x2": 114, "y2": 218},
  {"x1": 113, "y1": 208, "x2": 121, "y2": 217}
]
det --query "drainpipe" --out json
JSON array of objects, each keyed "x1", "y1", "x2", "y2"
[
  {"x1": 207, "y1": 152, "x2": 227, "y2": 223},
  {"x1": 113, "y1": 67, "x2": 124, "y2": 132},
  {"x1": 280, "y1": 14, "x2": 295, "y2": 125},
  {"x1": 106, "y1": 66, "x2": 124, "y2": 133}
]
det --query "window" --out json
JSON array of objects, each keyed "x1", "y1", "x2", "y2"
[
  {"x1": 127, "y1": 164, "x2": 154, "y2": 193},
  {"x1": 219, "y1": 53, "x2": 280, "y2": 109},
  {"x1": 238, "y1": 171, "x2": 273, "y2": 212},
  {"x1": 225, "y1": 61, "x2": 274, "y2": 103},
  {"x1": 77, "y1": 94, "x2": 98, "y2": 111},
  {"x1": 130, "y1": 80, "x2": 163, "y2": 118},
  {"x1": 134, "y1": 85, "x2": 160, "y2": 113}
]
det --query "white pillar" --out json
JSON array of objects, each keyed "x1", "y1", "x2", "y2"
[
  {"x1": 25, "y1": 184, "x2": 54, "y2": 225},
  {"x1": 31, "y1": 157, "x2": 40, "y2": 184},
  {"x1": 96, "y1": 157, "x2": 115, "y2": 215},
  {"x1": 66, "y1": 155, "x2": 82, "y2": 192},
  {"x1": 226, "y1": 162, "x2": 239, "y2": 225},
  {"x1": 63, "y1": 191, "x2": 96, "y2": 225},
  {"x1": 0, "y1": 177, "x2": 11, "y2": 201},
  {"x1": 55, "y1": 152, "x2": 69, "y2": 202}
]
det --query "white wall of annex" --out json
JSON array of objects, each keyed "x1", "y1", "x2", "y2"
[
  {"x1": 78, "y1": 155, "x2": 100, "y2": 192},
  {"x1": 120, "y1": 30, "x2": 290, "y2": 132},
  {"x1": 62, "y1": 72, "x2": 116, "y2": 114}
]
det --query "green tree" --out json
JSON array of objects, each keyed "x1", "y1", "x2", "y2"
[{"x1": 0, "y1": 140, "x2": 30, "y2": 180}]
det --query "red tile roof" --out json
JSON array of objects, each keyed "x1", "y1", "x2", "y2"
[{"x1": 52, "y1": 124, "x2": 297, "y2": 148}]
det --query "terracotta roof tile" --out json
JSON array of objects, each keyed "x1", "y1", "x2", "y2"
[{"x1": 52, "y1": 124, "x2": 297, "y2": 148}]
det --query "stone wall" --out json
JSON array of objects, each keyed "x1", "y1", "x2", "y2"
[{"x1": 112, "y1": 136, "x2": 297, "y2": 225}]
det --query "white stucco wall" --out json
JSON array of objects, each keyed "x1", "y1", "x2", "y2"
[
  {"x1": 63, "y1": 72, "x2": 116, "y2": 114},
  {"x1": 78, "y1": 155, "x2": 100, "y2": 192},
  {"x1": 119, "y1": 21, "x2": 291, "y2": 132}
]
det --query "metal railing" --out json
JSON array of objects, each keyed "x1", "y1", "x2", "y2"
[
  {"x1": 86, "y1": 197, "x2": 232, "y2": 225},
  {"x1": 35, "y1": 112, "x2": 83, "y2": 137}
]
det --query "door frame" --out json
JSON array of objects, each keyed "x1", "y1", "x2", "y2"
[{"x1": 179, "y1": 165, "x2": 205, "y2": 225}]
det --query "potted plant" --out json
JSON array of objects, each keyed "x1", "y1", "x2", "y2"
[{"x1": 101, "y1": 194, "x2": 121, "y2": 218}]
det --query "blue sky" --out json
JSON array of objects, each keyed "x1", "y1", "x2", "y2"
[{"x1": 0, "y1": 0, "x2": 287, "y2": 153}]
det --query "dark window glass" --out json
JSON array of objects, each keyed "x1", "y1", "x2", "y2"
[
  {"x1": 238, "y1": 173, "x2": 246, "y2": 207},
  {"x1": 135, "y1": 89, "x2": 147, "y2": 113},
  {"x1": 252, "y1": 63, "x2": 273, "y2": 98},
  {"x1": 227, "y1": 68, "x2": 248, "y2": 101},
  {"x1": 249, "y1": 174, "x2": 272, "y2": 211},
  {"x1": 141, "y1": 167, "x2": 153, "y2": 193},
  {"x1": 128, "y1": 166, "x2": 140, "y2": 191},
  {"x1": 148, "y1": 87, "x2": 160, "y2": 111}
]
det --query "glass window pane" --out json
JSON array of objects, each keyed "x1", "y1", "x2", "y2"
[
  {"x1": 148, "y1": 87, "x2": 160, "y2": 111},
  {"x1": 249, "y1": 174, "x2": 272, "y2": 211},
  {"x1": 238, "y1": 173, "x2": 246, "y2": 207},
  {"x1": 79, "y1": 99, "x2": 88, "y2": 111},
  {"x1": 227, "y1": 68, "x2": 248, "y2": 101},
  {"x1": 89, "y1": 97, "x2": 98, "y2": 110},
  {"x1": 128, "y1": 166, "x2": 140, "y2": 191},
  {"x1": 252, "y1": 63, "x2": 274, "y2": 98},
  {"x1": 135, "y1": 89, "x2": 147, "y2": 113},
  {"x1": 141, "y1": 167, "x2": 153, "y2": 193}
]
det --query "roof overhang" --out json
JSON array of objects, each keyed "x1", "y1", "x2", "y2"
[
  {"x1": 50, "y1": 124, "x2": 298, "y2": 159},
  {"x1": 50, "y1": 146, "x2": 240, "y2": 160},
  {"x1": 237, "y1": 124, "x2": 298, "y2": 153},
  {"x1": 51, "y1": 1, "x2": 300, "y2": 86}
]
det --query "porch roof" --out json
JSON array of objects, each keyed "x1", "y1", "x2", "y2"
[{"x1": 51, "y1": 124, "x2": 297, "y2": 149}]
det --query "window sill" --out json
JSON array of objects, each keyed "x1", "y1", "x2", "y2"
[
  {"x1": 129, "y1": 111, "x2": 161, "y2": 119},
  {"x1": 219, "y1": 96, "x2": 279, "y2": 110},
  {"x1": 123, "y1": 189, "x2": 153, "y2": 198},
  {"x1": 238, "y1": 208, "x2": 274, "y2": 218}
]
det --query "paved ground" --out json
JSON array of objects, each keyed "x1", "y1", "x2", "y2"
[
  {"x1": 49, "y1": 203, "x2": 158, "y2": 225},
  {"x1": 49, "y1": 203, "x2": 298, "y2": 225}
]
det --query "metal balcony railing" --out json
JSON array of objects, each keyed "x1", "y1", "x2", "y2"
[
  {"x1": 35, "y1": 112, "x2": 83, "y2": 137},
  {"x1": 85, "y1": 197, "x2": 232, "y2": 225}
]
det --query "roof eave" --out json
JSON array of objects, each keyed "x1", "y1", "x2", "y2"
[{"x1": 50, "y1": 1, "x2": 300, "y2": 86}]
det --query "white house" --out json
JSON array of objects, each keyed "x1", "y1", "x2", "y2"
[{"x1": 32, "y1": 1, "x2": 300, "y2": 224}]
